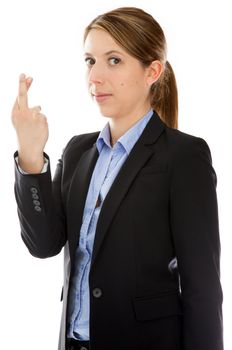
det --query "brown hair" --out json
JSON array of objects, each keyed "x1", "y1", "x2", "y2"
[{"x1": 84, "y1": 7, "x2": 178, "y2": 129}]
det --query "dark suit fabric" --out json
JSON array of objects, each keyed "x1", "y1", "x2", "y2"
[{"x1": 14, "y1": 111, "x2": 223, "y2": 350}]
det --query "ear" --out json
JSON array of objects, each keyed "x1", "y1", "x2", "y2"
[{"x1": 146, "y1": 60, "x2": 164, "y2": 86}]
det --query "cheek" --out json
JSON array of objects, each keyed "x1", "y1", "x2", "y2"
[{"x1": 119, "y1": 80, "x2": 140, "y2": 88}]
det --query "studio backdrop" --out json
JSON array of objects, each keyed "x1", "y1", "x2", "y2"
[{"x1": 0, "y1": 0, "x2": 231, "y2": 349}]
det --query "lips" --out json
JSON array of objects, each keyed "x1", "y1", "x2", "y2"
[{"x1": 92, "y1": 92, "x2": 113, "y2": 103}]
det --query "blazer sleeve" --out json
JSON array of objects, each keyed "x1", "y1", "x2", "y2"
[
  {"x1": 170, "y1": 137, "x2": 223, "y2": 350},
  {"x1": 13, "y1": 137, "x2": 76, "y2": 258}
]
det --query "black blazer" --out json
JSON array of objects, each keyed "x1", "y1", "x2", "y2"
[{"x1": 14, "y1": 111, "x2": 223, "y2": 350}]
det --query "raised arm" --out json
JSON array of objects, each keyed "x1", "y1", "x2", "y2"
[{"x1": 12, "y1": 74, "x2": 66, "y2": 258}]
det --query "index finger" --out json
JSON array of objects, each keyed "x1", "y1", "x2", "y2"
[{"x1": 18, "y1": 73, "x2": 28, "y2": 109}]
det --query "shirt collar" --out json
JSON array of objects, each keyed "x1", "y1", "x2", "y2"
[{"x1": 96, "y1": 109, "x2": 154, "y2": 155}]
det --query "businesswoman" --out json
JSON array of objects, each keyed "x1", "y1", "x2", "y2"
[{"x1": 12, "y1": 7, "x2": 223, "y2": 350}]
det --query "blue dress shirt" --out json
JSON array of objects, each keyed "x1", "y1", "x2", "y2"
[{"x1": 67, "y1": 109, "x2": 154, "y2": 340}]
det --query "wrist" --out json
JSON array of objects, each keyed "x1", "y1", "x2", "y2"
[{"x1": 18, "y1": 151, "x2": 45, "y2": 174}]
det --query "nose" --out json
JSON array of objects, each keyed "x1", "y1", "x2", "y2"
[{"x1": 88, "y1": 62, "x2": 105, "y2": 85}]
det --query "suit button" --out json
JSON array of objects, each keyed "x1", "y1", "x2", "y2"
[
  {"x1": 92, "y1": 288, "x2": 102, "y2": 298},
  {"x1": 34, "y1": 206, "x2": 41, "y2": 212},
  {"x1": 32, "y1": 193, "x2": 39, "y2": 200},
  {"x1": 33, "y1": 200, "x2": 40, "y2": 206},
  {"x1": 30, "y1": 187, "x2": 38, "y2": 194}
]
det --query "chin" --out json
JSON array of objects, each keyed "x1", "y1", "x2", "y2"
[{"x1": 98, "y1": 107, "x2": 119, "y2": 119}]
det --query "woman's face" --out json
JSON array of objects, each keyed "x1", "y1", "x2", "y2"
[{"x1": 84, "y1": 28, "x2": 153, "y2": 120}]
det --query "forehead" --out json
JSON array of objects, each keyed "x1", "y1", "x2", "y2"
[{"x1": 84, "y1": 28, "x2": 125, "y2": 56}]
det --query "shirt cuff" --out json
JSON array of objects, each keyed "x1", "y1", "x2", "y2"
[{"x1": 15, "y1": 156, "x2": 49, "y2": 174}]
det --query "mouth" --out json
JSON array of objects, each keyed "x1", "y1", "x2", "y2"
[{"x1": 92, "y1": 92, "x2": 113, "y2": 103}]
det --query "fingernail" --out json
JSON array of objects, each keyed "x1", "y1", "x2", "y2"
[{"x1": 19, "y1": 73, "x2": 25, "y2": 80}]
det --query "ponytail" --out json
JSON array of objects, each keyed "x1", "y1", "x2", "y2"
[{"x1": 150, "y1": 61, "x2": 178, "y2": 129}]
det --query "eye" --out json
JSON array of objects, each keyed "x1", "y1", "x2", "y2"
[
  {"x1": 85, "y1": 57, "x2": 95, "y2": 66},
  {"x1": 108, "y1": 57, "x2": 121, "y2": 65}
]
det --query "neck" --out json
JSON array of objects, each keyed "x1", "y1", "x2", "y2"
[{"x1": 109, "y1": 106, "x2": 151, "y2": 146}]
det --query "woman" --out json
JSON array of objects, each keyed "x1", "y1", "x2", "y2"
[{"x1": 12, "y1": 7, "x2": 223, "y2": 350}]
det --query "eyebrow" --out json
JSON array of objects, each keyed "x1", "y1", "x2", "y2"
[{"x1": 84, "y1": 50, "x2": 124, "y2": 56}]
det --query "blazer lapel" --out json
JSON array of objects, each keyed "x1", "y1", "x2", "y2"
[
  {"x1": 91, "y1": 112, "x2": 165, "y2": 267},
  {"x1": 66, "y1": 143, "x2": 99, "y2": 262}
]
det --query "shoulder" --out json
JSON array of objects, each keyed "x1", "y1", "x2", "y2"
[
  {"x1": 162, "y1": 126, "x2": 217, "y2": 186},
  {"x1": 164, "y1": 126, "x2": 213, "y2": 165},
  {"x1": 165, "y1": 128, "x2": 218, "y2": 195}
]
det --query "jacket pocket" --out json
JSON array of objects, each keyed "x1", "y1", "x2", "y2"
[{"x1": 133, "y1": 291, "x2": 182, "y2": 321}]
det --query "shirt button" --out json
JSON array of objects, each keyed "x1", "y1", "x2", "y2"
[
  {"x1": 30, "y1": 187, "x2": 38, "y2": 194},
  {"x1": 92, "y1": 288, "x2": 102, "y2": 298},
  {"x1": 33, "y1": 200, "x2": 41, "y2": 206}
]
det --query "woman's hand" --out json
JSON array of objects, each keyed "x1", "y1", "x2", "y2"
[{"x1": 12, "y1": 73, "x2": 49, "y2": 173}]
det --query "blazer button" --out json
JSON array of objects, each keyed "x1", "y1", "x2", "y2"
[
  {"x1": 34, "y1": 206, "x2": 41, "y2": 212},
  {"x1": 92, "y1": 288, "x2": 102, "y2": 298},
  {"x1": 32, "y1": 193, "x2": 39, "y2": 200},
  {"x1": 33, "y1": 200, "x2": 41, "y2": 206},
  {"x1": 30, "y1": 187, "x2": 38, "y2": 194}
]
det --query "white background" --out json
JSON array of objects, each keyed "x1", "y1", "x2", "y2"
[{"x1": 0, "y1": 0, "x2": 231, "y2": 348}]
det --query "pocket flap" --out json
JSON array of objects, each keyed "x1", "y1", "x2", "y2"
[{"x1": 133, "y1": 292, "x2": 182, "y2": 321}]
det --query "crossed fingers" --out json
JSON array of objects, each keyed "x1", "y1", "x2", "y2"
[{"x1": 13, "y1": 73, "x2": 41, "y2": 114}]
